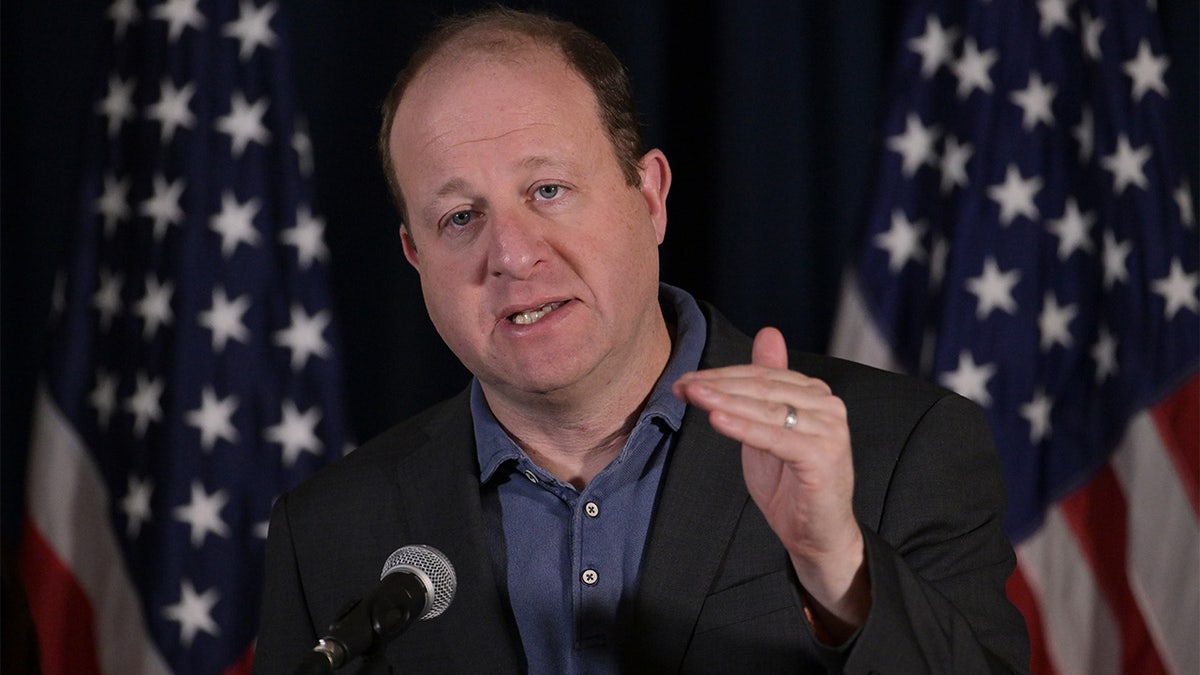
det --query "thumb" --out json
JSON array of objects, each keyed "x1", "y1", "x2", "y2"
[{"x1": 751, "y1": 327, "x2": 788, "y2": 369}]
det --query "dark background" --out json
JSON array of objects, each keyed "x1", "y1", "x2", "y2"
[{"x1": 3, "y1": 0, "x2": 1196, "y2": 553}]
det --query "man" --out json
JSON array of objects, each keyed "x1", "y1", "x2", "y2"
[{"x1": 254, "y1": 8, "x2": 1030, "y2": 673}]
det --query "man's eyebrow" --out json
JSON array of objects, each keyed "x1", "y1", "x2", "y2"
[
  {"x1": 434, "y1": 177, "x2": 470, "y2": 200},
  {"x1": 518, "y1": 155, "x2": 570, "y2": 172},
  {"x1": 411, "y1": 178, "x2": 471, "y2": 226}
]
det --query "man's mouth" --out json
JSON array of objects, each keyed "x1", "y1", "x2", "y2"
[{"x1": 509, "y1": 301, "x2": 567, "y2": 325}]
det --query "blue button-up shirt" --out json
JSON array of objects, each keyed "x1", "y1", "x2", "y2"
[{"x1": 472, "y1": 284, "x2": 706, "y2": 674}]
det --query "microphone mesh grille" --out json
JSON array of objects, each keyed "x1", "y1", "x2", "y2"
[{"x1": 381, "y1": 544, "x2": 457, "y2": 620}]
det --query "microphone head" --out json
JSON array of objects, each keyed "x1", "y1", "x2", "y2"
[{"x1": 381, "y1": 544, "x2": 457, "y2": 620}]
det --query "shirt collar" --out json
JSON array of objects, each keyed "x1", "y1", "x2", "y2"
[{"x1": 474, "y1": 283, "x2": 707, "y2": 484}]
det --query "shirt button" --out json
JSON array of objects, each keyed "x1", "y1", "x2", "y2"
[
  {"x1": 523, "y1": 470, "x2": 539, "y2": 484},
  {"x1": 581, "y1": 569, "x2": 599, "y2": 585},
  {"x1": 584, "y1": 501, "x2": 600, "y2": 518}
]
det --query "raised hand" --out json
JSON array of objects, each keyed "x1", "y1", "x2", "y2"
[{"x1": 672, "y1": 327, "x2": 870, "y2": 640}]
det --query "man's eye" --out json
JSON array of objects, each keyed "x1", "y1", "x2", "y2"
[
  {"x1": 535, "y1": 185, "x2": 561, "y2": 200},
  {"x1": 448, "y1": 211, "x2": 473, "y2": 227}
]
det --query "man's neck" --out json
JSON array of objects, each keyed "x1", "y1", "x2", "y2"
[{"x1": 481, "y1": 313, "x2": 674, "y2": 490}]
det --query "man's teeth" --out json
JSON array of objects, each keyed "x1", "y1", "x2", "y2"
[{"x1": 511, "y1": 301, "x2": 564, "y2": 325}]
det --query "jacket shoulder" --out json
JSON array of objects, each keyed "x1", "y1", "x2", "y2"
[{"x1": 283, "y1": 389, "x2": 471, "y2": 511}]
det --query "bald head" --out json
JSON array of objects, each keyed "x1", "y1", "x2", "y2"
[{"x1": 377, "y1": 7, "x2": 645, "y2": 225}]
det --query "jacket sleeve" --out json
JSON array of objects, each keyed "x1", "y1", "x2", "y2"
[
  {"x1": 827, "y1": 393, "x2": 1031, "y2": 674},
  {"x1": 251, "y1": 493, "x2": 320, "y2": 675}
]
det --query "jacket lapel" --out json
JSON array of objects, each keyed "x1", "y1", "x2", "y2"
[
  {"x1": 626, "y1": 304, "x2": 755, "y2": 670},
  {"x1": 390, "y1": 391, "x2": 524, "y2": 672}
]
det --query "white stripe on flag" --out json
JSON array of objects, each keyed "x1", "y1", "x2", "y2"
[
  {"x1": 1012, "y1": 506, "x2": 1123, "y2": 672},
  {"x1": 1017, "y1": 508, "x2": 1122, "y2": 675},
  {"x1": 828, "y1": 275, "x2": 902, "y2": 372},
  {"x1": 1111, "y1": 411, "x2": 1200, "y2": 675},
  {"x1": 26, "y1": 384, "x2": 170, "y2": 675}
]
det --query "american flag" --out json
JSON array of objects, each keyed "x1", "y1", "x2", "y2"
[
  {"x1": 18, "y1": 1, "x2": 349, "y2": 673},
  {"x1": 830, "y1": 0, "x2": 1198, "y2": 673}
]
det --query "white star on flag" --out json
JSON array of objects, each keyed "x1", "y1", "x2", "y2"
[
  {"x1": 1035, "y1": 0, "x2": 1072, "y2": 36},
  {"x1": 216, "y1": 91, "x2": 271, "y2": 157},
  {"x1": 273, "y1": 304, "x2": 331, "y2": 371},
  {"x1": 281, "y1": 205, "x2": 330, "y2": 269},
  {"x1": 222, "y1": 0, "x2": 278, "y2": 61},
  {"x1": 887, "y1": 112, "x2": 939, "y2": 177},
  {"x1": 1019, "y1": 389, "x2": 1054, "y2": 444},
  {"x1": 134, "y1": 273, "x2": 175, "y2": 340},
  {"x1": 124, "y1": 371, "x2": 165, "y2": 438},
  {"x1": 146, "y1": 78, "x2": 197, "y2": 143},
  {"x1": 987, "y1": 164, "x2": 1042, "y2": 226},
  {"x1": 1046, "y1": 198, "x2": 1095, "y2": 260},
  {"x1": 120, "y1": 475, "x2": 154, "y2": 538},
  {"x1": 874, "y1": 210, "x2": 927, "y2": 272},
  {"x1": 209, "y1": 191, "x2": 263, "y2": 258},
  {"x1": 138, "y1": 174, "x2": 187, "y2": 241},
  {"x1": 185, "y1": 387, "x2": 240, "y2": 451},
  {"x1": 939, "y1": 136, "x2": 973, "y2": 193},
  {"x1": 95, "y1": 174, "x2": 133, "y2": 237},
  {"x1": 939, "y1": 350, "x2": 998, "y2": 407},
  {"x1": 162, "y1": 579, "x2": 221, "y2": 648},
  {"x1": 198, "y1": 287, "x2": 252, "y2": 351},
  {"x1": 1100, "y1": 134, "x2": 1151, "y2": 194},
  {"x1": 908, "y1": 14, "x2": 959, "y2": 77},
  {"x1": 951, "y1": 38, "x2": 998, "y2": 99},
  {"x1": 96, "y1": 73, "x2": 137, "y2": 138},
  {"x1": 92, "y1": 268, "x2": 124, "y2": 331},
  {"x1": 107, "y1": 0, "x2": 140, "y2": 40},
  {"x1": 1101, "y1": 230, "x2": 1133, "y2": 289},
  {"x1": 265, "y1": 400, "x2": 325, "y2": 467},
  {"x1": 1122, "y1": 39, "x2": 1169, "y2": 103},
  {"x1": 1080, "y1": 11, "x2": 1105, "y2": 61},
  {"x1": 172, "y1": 480, "x2": 231, "y2": 548},
  {"x1": 1151, "y1": 258, "x2": 1199, "y2": 319},
  {"x1": 966, "y1": 256, "x2": 1021, "y2": 318},
  {"x1": 89, "y1": 369, "x2": 120, "y2": 431},
  {"x1": 1037, "y1": 292, "x2": 1078, "y2": 351},
  {"x1": 1010, "y1": 71, "x2": 1057, "y2": 130},
  {"x1": 152, "y1": 0, "x2": 207, "y2": 43}
]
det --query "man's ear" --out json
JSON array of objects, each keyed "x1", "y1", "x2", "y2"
[
  {"x1": 637, "y1": 149, "x2": 672, "y2": 244},
  {"x1": 400, "y1": 226, "x2": 420, "y2": 271}
]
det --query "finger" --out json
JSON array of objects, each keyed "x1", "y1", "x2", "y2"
[
  {"x1": 676, "y1": 373, "x2": 832, "y2": 406},
  {"x1": 681, "y1": 383, "x2": 801, "y2": 427},
  {"x1": 708, "y1": 407, "x2": 842, "y2": 460},
  {"x1": 677, "y1": 363, "x2": 814, "y2": 385},
  {"x1": 752, "y1": 326, "x2": 788, "y2": 370}
]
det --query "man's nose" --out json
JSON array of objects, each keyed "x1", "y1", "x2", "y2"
[{"x1": 486, "y1": 208, "x2": 547, "y2": 280}]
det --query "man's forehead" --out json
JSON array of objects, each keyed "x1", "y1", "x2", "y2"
[{"x1": 414, "y1": 33, "x2": 565, "y2": 88}]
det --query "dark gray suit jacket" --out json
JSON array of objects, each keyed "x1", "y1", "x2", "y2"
[{"x1": 254, "y1": 304, "x2": 1030, "y2": 673}]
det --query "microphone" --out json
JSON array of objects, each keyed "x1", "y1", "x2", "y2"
[{"x1": 294, "y1": 544, "x2": 457, "y2": 674}]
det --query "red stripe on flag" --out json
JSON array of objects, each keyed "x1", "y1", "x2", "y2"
[
  {"x1": 1060, "y1": 467, "x2": 1167, "y2": 674},
  {"x1": 1150, "y1": 375, "x2": 1199, "y2": 516},
  {"x1": 18, "y1": 521, "x2": 102, "y2": 675},
  {"x1": 1006, "y1": 566, "x2": 1055, "y2": 675},
  {"x1": 222, "y1": 643, "x2": 255, "y2": 675}
]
